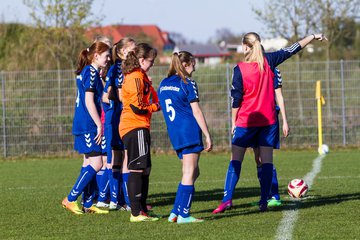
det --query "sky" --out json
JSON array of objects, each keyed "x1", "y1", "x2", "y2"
[{"x1": 1, "y1": 0, "x2": 266, "y2": 43}]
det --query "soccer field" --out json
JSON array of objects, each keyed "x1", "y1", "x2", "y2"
[{"x1": 0, "y1": 150, "x2": 359, "y2": 240}]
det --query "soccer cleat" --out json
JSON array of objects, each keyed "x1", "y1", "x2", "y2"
[
  {"x1": 119, "y1": 204, "x2": 131, "y2": 211},
  {"x1": 62, "y1": 197, "x2": 83, "y2": 215},
  {"x1": 168, "y1": 213, "x2": 178, "y2": 223},
  {"x1": 177, "y1": 215, "x2": 204, "y2": 224},
  {"x1": 130, "y1": 212, "x2": 159, "y2": 222},
  {"x1": 212, "y1": 200, "x2": 232, "y2": 214},
  {"x1": 267, "y1": 198, "x2": 282, "y2": 207},
  {"x1": 82, "y1": 205, "x2": 109, "y2": 214},
  {"x1": 96, "y1": 201, "x2": 109, "y2": 208},
  {"x1": 259, "y1": 203, "x2": 268, "y2": 212},
  {"x1": 109, "y1": 201, "x2": 118, "y2": 210}
]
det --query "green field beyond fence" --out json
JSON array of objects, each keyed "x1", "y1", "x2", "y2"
[{"x1": 0, "y1": 60, "x2": 359, "y2": 156}]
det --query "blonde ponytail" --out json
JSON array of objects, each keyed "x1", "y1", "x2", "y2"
[
  {"x1": 243, "y1": 32, "x2": 264, "y2": 72},
  {"x1": 112, "y1": 37, "x2": 136, "y2": 62},
  {"x1": 168, "y1": 51, "x2": 194, "y2": 83}
]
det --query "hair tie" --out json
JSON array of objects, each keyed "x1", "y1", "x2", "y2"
[{"x1": 86, "y1": 48, "x2": 90, "y2": 52}]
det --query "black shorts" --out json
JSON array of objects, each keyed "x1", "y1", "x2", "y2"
[{"x1": 122, "y1": 128, "x2": 151, "y2": 170}]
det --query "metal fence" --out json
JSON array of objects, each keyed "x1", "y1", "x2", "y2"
[{"x1": 1, "y1": 60, "x2": 359, "y2": 157}]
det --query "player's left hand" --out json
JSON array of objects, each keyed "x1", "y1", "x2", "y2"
[
  {"x1": 283, "y1": 122, "x2": 289, "y2": 137},
  {"x1": 204, "y1": 135, "x2": 212, "y2": 152},
  {"x1": 94, "y1": 126, "x2": 102, "y2": 145}
]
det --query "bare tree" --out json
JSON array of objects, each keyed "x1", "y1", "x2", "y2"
[
  {"x1": 311, "y1": 0, "x2": 360, "y2": 121},
  {"x1": 169, "y1": 32, "x2": 188, "y2": 45},
  {"x1": 253, "y1": 0, "x2": 317, "y2": 122}
]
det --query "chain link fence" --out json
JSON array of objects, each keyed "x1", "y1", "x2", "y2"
[{"x1": 1, "y1": 60, "x2": 359, "y2": 157}]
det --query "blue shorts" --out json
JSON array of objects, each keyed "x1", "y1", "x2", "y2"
[
  {"x1": 101, "y1": 134, "x2": 107, "y2": 155},
  {"x1": 104, "y1": 123, "x2": 124, "y2": 151},
  {"x1": 176, "y1": 144, "x2": 204, "y2": 159},
  {"x1": 74, "y1": 132, "x2": 102, "y2": 154},
  {"x1": 232, "y1": 123, "x2": 279, "y2": 149}
]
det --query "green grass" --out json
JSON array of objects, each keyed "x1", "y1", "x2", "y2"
[{"x1": 0, "y1": 150, "x2": 359, "y2": 239}]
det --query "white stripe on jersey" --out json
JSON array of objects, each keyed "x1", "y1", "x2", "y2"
[{"x1": 282, "y1": 42, "x2": 300, "y2": 53}]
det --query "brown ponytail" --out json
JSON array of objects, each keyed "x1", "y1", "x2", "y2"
[
  {"x1": 121, "y1": 43, "x2": 157, "y2": 74},
  {"x1": 121, "y1": 51, "x2": 141, "y2": 74},
  {"x1": 75, "y1": 41, "x2": 110, "y2": 75},
  {"x1": 168, "y1": 51, "x2": 194, "y2": 83}
]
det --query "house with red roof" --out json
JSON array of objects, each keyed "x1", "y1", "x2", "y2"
[{"x1": 86, "y1": 24, "x2": 175, "y2": 53}]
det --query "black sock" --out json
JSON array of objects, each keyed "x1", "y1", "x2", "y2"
[
  {"x1": 140, "y1": 174, "x2": 149, "y2": 213},
  {"x1": 128, "y1": 172, "x2": 143, "y2": 216}
]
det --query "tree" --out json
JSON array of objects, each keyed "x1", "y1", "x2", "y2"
[
  {"x1": 310, "y1": 0, "x2": 359, "y2": 121},
  {"x1": 169, "y1": 32, "x2": 188, "y2": 45},
  {"x1": 23, "y1": 0, "x2": 101, "y2": 115},
  {"x1": 253, "y1": 0, "x2": 317, "y2": 121},
  {"x1": 253, "y1": 0, "x2": 359, "y2": 122},
  {"x1": 24, "y1": 0, "x2": 100, "y2": 69}
]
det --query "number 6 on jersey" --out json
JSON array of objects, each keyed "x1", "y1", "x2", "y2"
[{"x1": 165, "y1": 99, "x2": 176, "y2": 121}]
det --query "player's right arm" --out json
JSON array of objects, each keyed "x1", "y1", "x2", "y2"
[{"x1": 230, "y1": 66, "x2": 243, "y2": 133}]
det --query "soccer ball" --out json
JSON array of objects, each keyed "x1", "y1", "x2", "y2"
[
  {"x1": 288, "y1": 179, "x2": 308, "y2": 199},
  {"x1": 322, "y1": 144, "x2": 329, "y2": 154},
  {"x1": 318, "y1": 144, "x2": 329, "y2": 155}
]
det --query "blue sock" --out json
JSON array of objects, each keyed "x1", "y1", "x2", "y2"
[
  {"x1": 96, "y1": 168, "x2": 105, "y2": 189},
  {"x1": 260, "y1": 163, "x2": 273, "y2": 205},
  {"x1": 83, "y1": 175, "x2": 97, "y2": 208},
  {"x1": 117, "y1": 173, "x2": 125, "y2": 206},
  {"x1": 68, "y1": 165, "x2": 97, "y2": 202},
  {"x1": 179, "y1": 184, "x2": 194, "y2": 218},
  {"x1": 96, "y1": 168, "x2": 106, "y2": 200},
  {"x1": 111, "y1": 171, "x2": 121, "y2": 203},
  {"x1": 78, "y1": 166, "x2": 85, "y2": 201},
  {"x1": 122, "y1": 173, "x2": 130, "y2": 206},
  {"x1": 98, "y1": 168, "x2": 110, "y2": 202},
  {"x1": 270, "y1": 166, "x2": 280, "y2": 200},
  {"x1": 171, "y1": 183, "x2": 182, "y2": 215},
  {"x1": 223, "y1": 160, "x2": 242, "y2": 202},
  {"x1": 257, "y1": 165, "x2": 262, "y2": 184}
]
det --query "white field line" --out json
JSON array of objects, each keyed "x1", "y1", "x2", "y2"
[
  {"x1": 3, "y1": 173, "x2": 359, "y2": 191},
  {"x1": 275, "y1": 154, "x2": 326, "y2": 240}
]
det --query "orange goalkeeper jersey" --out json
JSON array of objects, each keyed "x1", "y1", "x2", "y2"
[{"x1": 119, "y1": 69, "x2": 160, "y2": 138}]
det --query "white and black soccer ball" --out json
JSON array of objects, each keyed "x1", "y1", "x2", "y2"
[
  {"x1": 322, "y1": 144, "x2": 329, "y2": 154},
  {"x1": 318, "y1": 144, "x2": 329, "y2": 155},
  {"x1": 288, "y1": 179, "x2": 308, "y2": 199}
]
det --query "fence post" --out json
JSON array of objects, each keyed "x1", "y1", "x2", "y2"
[
  {"x1": 1, "y1": 71, "x2": 7, "y2": 157},
  {"x1": 226, "y1": 63, "x2": 231, "y2": 148},
  {"x1": 340, "y1": 59, "x2": 346, "y2": 146}
]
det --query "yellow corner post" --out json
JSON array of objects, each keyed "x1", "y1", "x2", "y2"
[{"x1": 316, "y1": 80, "x2": 326, "y2": 155}]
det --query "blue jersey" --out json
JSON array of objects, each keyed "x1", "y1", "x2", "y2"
[
  {"x1": 274, "y1": 68, "x2": 282, "y2": 112},
  {"x1": 72, "y1": 65, "x2": 103, "y2": 135},
  {"x1": 158, "y1": 75, "x2": 202, "y2": 150},
  {"x1": 103, "y1": 60, "x2": 123, "y2": 115},
  {"x1": 274, "y1": 68, "x2": 282, "y2": 90}
]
